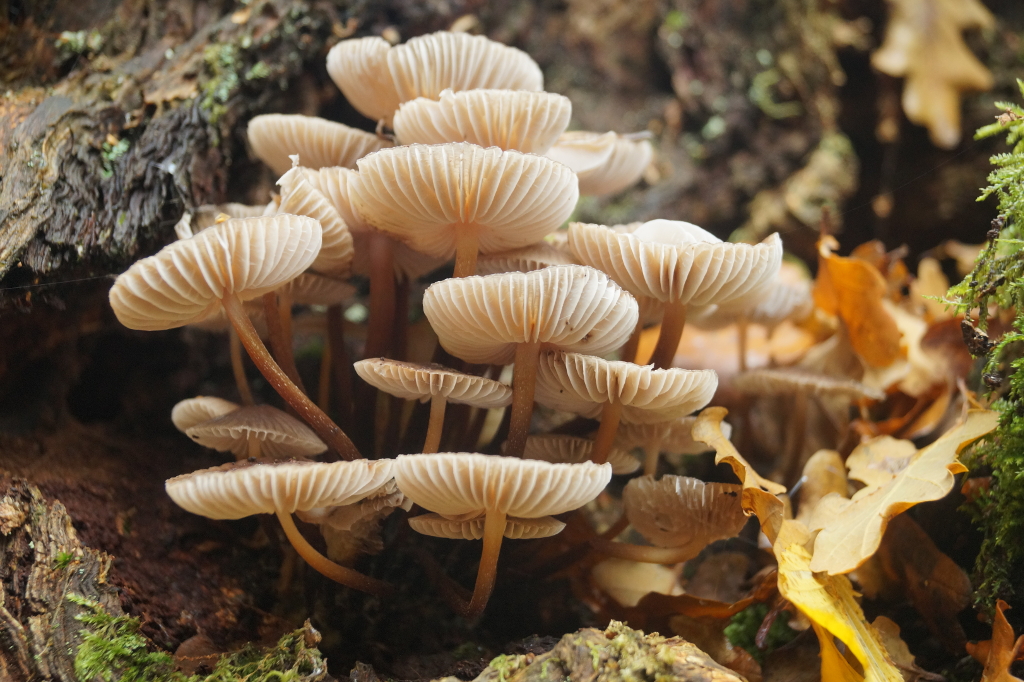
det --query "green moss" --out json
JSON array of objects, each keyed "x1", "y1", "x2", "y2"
[
  {"x1": 488, "y1": 654, "x2": 529, "y2": 682},
  {"x1": 723, "y1": 603, "x2": 797, "y2": 664},
  {"x1": 947, "y1": 79, "x2": 1024, "y2": 609},
  {"x1": 100, "y1": 139, "x2": 130, "y2": 179},
  {"x1": 53, "y1": 550, "x2": 75, "y2": 570},
  {"x1": 69, "y1": 594, "x2": 327, "y2": 682}
]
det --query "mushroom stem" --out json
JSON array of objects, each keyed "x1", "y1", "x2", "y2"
[
  {"x1": 317, "y1": 341, "x2": 332, "y2": 411},
  {"x1": 423, "y1": 395, "x2": 447, "y2": 454},
  {"x1": 620, "y1": 318, "x2": 644, "y2": 363},
  {"x1": 642, "y1": 444, "x2": 659, "y2": 477},
  {"x1": 590, "y1": 538, "x2": 697, "y2": 565},
  {"x1": 365, "y1": 233, "x2": 396, "y2": 359},
  {"x1": 505, "y1": 342, "x2": 541, "y2": 457},
  {"x1": 223, "y1": 293, "x2": 362, "y2": 460},
  {"x1": 229, "y1": 327, "x2": 255, "y2": 406},
  {"x1": 775, "y1": 391, "x2": 809, "y2": 484},
  {"x1": 601, "y1": 514, "x2": 631, "y2": 540},
  {"x1": 274, "y1": 509, "x2": 393, "y2": 595},
  {"x1": 326, "y1": 305, "x2": 353, "y2": 433},
  {"x1": 737, "y1": 318, "x2": 749, "y2": 373},
  {"x1": 246, "y1": 435, "x2": 261, "y2": 460},
  {"x1": 590, "y1": 402, "x2": 624, "y2": 465},
  {"x1": 263, "y1": 292, "x2": 306, "y2": 394},
  {"x1": 650, "y1": 300, "x2": 687, "y2": 369},
  {"x1": 460, "y1": 510, "x2": 507, "y2": 619},
  {"x1": 453, "y1": 225, "x2": 480, "y2": 278}
]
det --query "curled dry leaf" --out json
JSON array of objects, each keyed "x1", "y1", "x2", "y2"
[
  {"x1": 814, "y1": 235, "x2": 903, "y2": 368},
  {"x1": 845, "y1": 436, "x2": 918, "y2": 489},
  {"x1": 774, "y1": 520, "x2": 903, "y2": 682},
  {"x1": 809, "y1": 409, "x2": 998, "y2": 575},
  {"x1": 692, "y1": 406, "x2": 786, "y2": 543},
  {"x1": 966, "y1": 599, "x2": 1024, "y2": 682},
  {"x1": 872, "y1": 616, "x2": 944, "y2": 681},
  {"x1": 795, "y1": 449, "x2": 847, "y2": 525}
]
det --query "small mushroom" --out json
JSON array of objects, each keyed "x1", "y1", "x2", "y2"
[
  {"x1": 476, "y1": 242, "x2": 579, "y2": 276},
  {"x1": 393, "y1": 453, "x2": 611, "y2": 617},
  {"x1": 109, "y1": 215, "x2": 361, "y2": 459},
  {"x1": 184, "y1": 404, "x2": 327, "y2": 460},
  {"x1": 408, "y1": 513, "x2": 566, "y2": 540},
  {"x1": 534, "y1": 350, "x2": 718, "y2": 465},
  {"x1": 422, "y1": 265, "x2": 638, "y2": 456},
  {"x1": 545, "y1": 131, "x2": 653, "y2": 196},
  {"x1": 518, "y1": 434, "x2": 639, "y2": 475},
  {"x1": 593, "y1": 475, "x2": 747, "y2": 564},
  {"x1": 171, "y1": 396, "x2": 240, "y2": 432},
  {"x1": 353, "y1": 358, "x2": 512, "y2": 453},
  {"x1": 166, "y1": 459, "x2": 394, "y2": 592},
  {"x1": 247, "y1": 114, "x2": 391, "y2": 176},
  {"x1": 352, "y1": 143, "x2": 578, "y2": 278},
  {"x1": 615, "y1": 416, "x2": 731, "y2": 476},
  {"x1": 569, "y1": 220, "x2": 783, "y2": 368}
]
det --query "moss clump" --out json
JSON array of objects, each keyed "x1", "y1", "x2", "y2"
[
  {"x1": 947, "y1": 79, "x2": 1024, "y2": 608},
  {"x1": 69, "y1": 594, "x2": 327, "y2": 682},
  {"x1": 723, "y1": 603, "x2": 798, "y2": 664}
]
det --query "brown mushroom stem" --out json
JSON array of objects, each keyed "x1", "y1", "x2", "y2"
[
  {"x1": 246, "y1": 435, "x2": 261, "y2": 460},
  {"x1": 738, "y1": 318, "x2": 749, "y2": 372},
  {"x1": 365, "y1": 233, "x2": 396, "y2": 359},
  {"x1": 601, "y1": 514, "x2": 631, "y2": 540},
  {"x1": 263, "y1": 292, "x2": 306, "y2": 394},
  {"x1": 275, "y1": 509, "x2": 393, "y2": 595},
  {"x1": 620, "y1": 319, "x2": 644, "y2": 363},
  {"x1": 459, "y1": 510, "x2": 507, "y2": 619},
  {"x1": 223, "y1": 294, "x2": 362, "y2": 460},
  {"x1": 327, "y1": 306, "x2": 354, "y2": 433},
  {"x1": 591, "y1": 538, "x2": 697, "y2": 565},
  {"x1": 642, "y1": 445, "x2": 660, "y2": 477},
  {"x1": 650, "y1": 300, "x2": 687, "y2": 369},
  {"x1": 590, "y1": 402, "x2": 624, "y2": 465},
  {"x1": 317, "y1": 342, "x2": 332, "y2": 411},
  {"x1": 453, "y1": 225, "x2": 481, "y2": 278},
  {"x1": 229, "y1": 327, "x2": 255, "y2": 406},
  {"x1": 505, "y1": 342, "x2": 541, "y2": 457},
  {"x1": 775, "y1": 391, "x2": 809, "y2": 484},
  {"x1": 423, "y1": 395, "x2": 448, "y2": 454}
]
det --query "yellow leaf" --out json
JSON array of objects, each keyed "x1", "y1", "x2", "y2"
[
  {"x1": 845, "y1": 435, "x2": 917, "y2": 489},
  {"x1": 692, "y1": 406, "x2": 786, "y2": 543},
  {"x1": 775, "y1": 520, "x2": 903, "y2": 682},
  {"x1": 814, "y1": 623, "x2": 865, "y2": 682},
  {"x1": 795, "y1": 449, "x2": 848, "y2": 525},
  {"x1": 809, "y1": 409, "x2": 998, "y2": 574},
  {"x1": 871, "y1": 0, "x2": 994, "y2": 149}
]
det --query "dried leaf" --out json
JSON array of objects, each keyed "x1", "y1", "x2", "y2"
[
  {"x1": 845, "y1": 436, "x2": 917, "y2": 489},
  {"x1": 692, "y1": 407, "x2": 786, "y2": 543},
  {"x1": 871, "y1": 0, "x2": 994, "y2": 148},
  {"x1": 910, "y1": 257, "x2": 952, "y2": 321},
  {"x1": 795, "y1": 449, "x2": 848, "y2": 525},
  {"x1": 969, "y1": 600, "x2": 1024, "y2": 682},
  {"x1": 774, "y1": 520, "x2": 903, "y2": 682},
  {"x1": 872, "y1": 616, "x2": 945, "y2": 681},
  {"x1": 809, "y1": 409, "x2": 998, "y2": 574},
  {"x1": 814, "y1": 236, "x2": 903, "y2": 368}
]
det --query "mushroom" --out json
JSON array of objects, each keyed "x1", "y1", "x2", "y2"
[
  {"x1": 533, "y1": 350, "x2": 718, "y2": 465},
  {"x1": 614, "y1": 416, "x2": 731, "y2": 476},
  {"x1": 422, "y1": 265, "x2": 638, "y2": 456},
  {"x1": 408, "y1": 513, "x2": 566, "y2": 540},
  {"x1": 171, "y1": 396, "x2": 240, "y2": 432},
  {"x1": 351, "y1": 142, "x2": 578, "y2": 278},
  {"x1": 327, "y1": 32, "x2": 543, "y2": 126},
  {"x1": 247, "y1": 114, "x2": 391, "y2": 176},
  {"x1": 353, "y1": 358, "x2": 512, "y2": 453},
  {"x1": 108, "y1": 215, "x2": 361, "y2": 459},
  {"x1": 166, "y1": 459, "x2": 394, "y2": 592},
  {"x1": 392, "y1": 89, "x2": 571, "y2": 153},
  {"x1": 393, "y1": 453, "x2": 611, "y2": 617},
  {"x1": 183, "y1": 404, "x2": 327, "y2": 460},
  {"x1": 569, "y1": 219, "x2": 783, "y2": 368},
  {"x1": 519, "y1": 434, "x2": 639, "y2": 475},
  {"x1": 476, "y1": 242, "x2": 578, "y2": 276},
  {"x1": 545, "y1": 131, "x2": 653, "y2": 196},
  {"x1": 276, "y1": 164, "x2": 355, "y2": 279},
  {"x1": 593, "y1": 475, "x2": 747, "y2": 564}
]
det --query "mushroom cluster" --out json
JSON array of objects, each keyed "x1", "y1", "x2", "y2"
[{"x1": 109, "y1": 29, "x2": 791, "y2": 620}]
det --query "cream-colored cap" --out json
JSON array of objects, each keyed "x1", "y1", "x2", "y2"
[
  {"x1": 165, "y1": 459, "x2": 394, "y2": 520},
  {"x1": 407, "y1": 512, "x2": 565, "y2": 540},
  {"x1": 277, "y1": 273, "x2": 355, "y2": 306},
  {"x1": 393, "y1": 453, "x2": 611, "y2": 518},
  {"x1": 353, "y1": 358, "x2": 512, "y2": 408},
  {"x1": 519, "y1": 434, "x2": 639, "y2": 475},
  {"x1": 184, "y1": 404, "x2": 327, "y2": 459},
  {"x1": 352, "y1": 143, "x2": 578, "y2": 260},
  {"x1": 277, "y1": 166, "x2": 354, "y2": 277},
  {"x1": 476, "y1": 242, "x2": 578, "y2": 276},
  {"x1": 569, "y1": 220, "x2": 783, "y2": 306},
  {"x1": 623, "y1": 475, "x2": 746, "y2": 552},
  {"x1": 325, "y1": 36, "x2": 402, "y2": 123},
  {"x1": 614, "y1": 417, "x2": 731, "y2": 456},
  {"x1": 731, "y1": 368, "x2": 885, "y2": 401},
  {"x1": 393, "y1": 89, "x2": 570, "y2": 153},
  {"x1": 247, "y1": 114, "x2": 390, "y2": 176},
  {"x1": 176, "y1": 204, "x2": 268, "y2": 240},
  {"x1": 691, "y1": 278, "x2": 813, "y2": 330},
  {"x1": 109, "y1": 215, "x2": 322, "y2": 331},
  {"x1": 544, "y1": 131, "x2": 617, "y2": 173},
  {"x1": 534, "y1": 351, "x2": 718, "y2": 424},
  {"x1": 422, "y1": 264, "x2": 638, "y2": 365},
  {"x1": 171, "y1": 396, "x2": 240, "y2": 432},
  {"x1": 545, "y1": 131, "x2": 653, "y2": 196}
]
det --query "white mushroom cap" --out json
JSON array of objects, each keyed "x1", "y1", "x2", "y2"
[
  {"x1": 690, "y1": 278, "x2": 813, "y2": 331},
  {"x1": 476, "y1": 242, "x2": 578, "y2": 276},
  {"x1": 277, "y1": 166, "x2": 354, "y2": 277},
  {"x1": 277, "y1": 273, "x2": 355, "y2": 307},
  {"x1": 176, "y1": 204, "x2": 268, "y2": 240},
  {"x1": 568, "y1": 221, "x2": 783, "y2": 306},
  {"x1": 247, "y1": 114, "x2": 391, "y2": 176},
  {"x1": 393, "y1": 453, "x2": 611, "y2": 518},
  {"x1": 353, "y1": 358, "x2": 513, "y2": 408},
  {"x1": 615, "y1": 417, "x2": 731, "y2": 456},
  {"x1": 519, "y1": 434, "x2": 639, "y2": 475},
  {"x1": 393, "y1": 89, "x2": 571, "y2": 153},
  {"x1": 730, "y1": 368, "x2": 885, "y2": 401},
  {"x1": 534, "y1": 351, "x2": 718, "y2": 424},
  {"x1": 623, "y1": 475, "x2": 747, "y2": 551},
  {"x1": 351, "y1": 143, "x2": 578, "y2": 260},
  {"x1": 422, "y1": 265, "x2": 638, "y2": 365},
  {"x1": 545, "y1": 131, "x2": 653, "y2": 196},
  {"x1": 544, "y1": 131, "x2": 617, "y2": 173},
  {"x1": 171, "y1": 396, "x2": 241, "y2": 432},
  {"x1": 165, "y1": 459, "x2": 394, "y2": 520},
  {"x1": 185, "y1": 404, "x2": 327, "y2": 459},
  {"x1": 326, "y1": 36, "x2": 403, "y2": 123},
  {"x1": 408, "y1": 513, "x2": 566, "y2": 540},
  {"x1": 109, "y1": 215, "x2": 322, "y2": 331}
]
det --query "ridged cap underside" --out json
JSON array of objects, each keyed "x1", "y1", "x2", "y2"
[
  {"x1": 247, "y1": 114, "x2": 390, "y2": 176},
  {"x1": 520, "y1": 434, "x2": 639, "y2": 475},
  {"x1": 476, "y1": 242, "x2": 578, "y2": 276},
  {"x1": 277, "y1": 168, "x2": 354, "y2": 277},
  {"x1": 171, "y1": 396, "x2": 240, "y2": 432},
  {"x1": 623, "y1": 475, "x2": 746, "y2": 549},
  {"x1": 185, "y1": 405, "x2": 327, "y2": 459},
  {"x1": 731, "y1": 369, "x2": 885, "y2": 400},
  {"x1": 408, "y1": 512, "x2": 565, "y2": 540},
  {"x1": 615, "y1": 417, "x2": 732, "y2": 456},
  {"x1": 353, "y1": 358, "x2": 512, "y2": 408}
]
